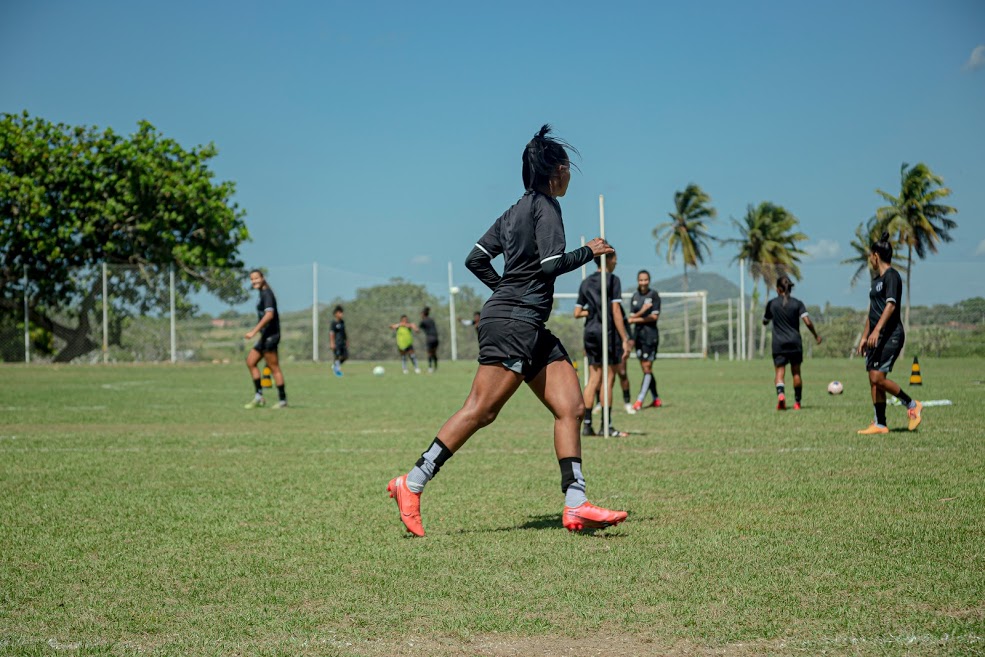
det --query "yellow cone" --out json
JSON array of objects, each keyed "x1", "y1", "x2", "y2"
[
  {"x1": 909, "y1": 356, "x2": 922, "y2": 386},
  {"x1": 261, "y1": 366, "x2": 273, "y2": 388}
]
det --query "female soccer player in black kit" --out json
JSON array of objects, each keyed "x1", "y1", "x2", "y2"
[
  {"x1": 386, "y1": 125, "x2": 628, "y2": 536},
  {"x1": 762, "y1": 275, "x2": 821, "y2": 410},
  {"x1": 244, "y1": 270, "x2": 287, "y2": 408},
  {"x1": 856, "y1": 234, "x2": 922, "y2": 434}
]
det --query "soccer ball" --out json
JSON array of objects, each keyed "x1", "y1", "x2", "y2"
[
  {"x1": 372, "y1": 365, "x2": 385, "y2": 377},
  {"x1": 827, "y1": 381, "x2": 844, "y2": 395}
]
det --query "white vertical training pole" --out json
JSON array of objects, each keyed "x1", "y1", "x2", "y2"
[
  {"x1": 448, "y1": 262, "x2": 458, "y2": 362},
  {"x1": 727, "y1": 297, "x2": 734, "y2": 361},
  {"x1": 312, "y1": 262, "x2": 319, "y2": 362},
  {"x1": 23, "y1": 270, "x2": 30, "y2": 364},
  {"x1": 169, "y1": 265, "x2": 177, "y2": 363},
  {"x1": 738, "y1": 260, "x2": 746, "y2": 361},
  {"x1": 580, "y1": 235, "x2": 588, "y2": 387},
  {"x1": 599, "y1": 195, "x2": 609, "y2": 438},
  {"x1": 102, "y1": 262, "x2": 109, "y2": 364},
  {"x1": 701, "y1": 291, "x2": 708, "y2": 357}
]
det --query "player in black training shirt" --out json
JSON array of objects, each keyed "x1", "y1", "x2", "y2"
[
  {"x1": 244, "y1": 270, "x2": 287, "y2": 408},
  {"x1": 628, "y1": 269, "x2": 662, "y2": 411},
  {"x1": 575, "y1": 250, "x2": 631, "y2": 436},
  {"x1": 856, "y1": 233, "x2": 923, "y2": 434},
  {"x1": 330, "y1": 305, "x2": 347, "y2": 377},
  {"x1": 762, "y1": 275, "x2": 821, "y2": 410},
  {"x1": 420, "y1": 307, "x2": 440, "y2": 372},
  {"x1": 386, "y1": 125, "x2": 627, "y2": 536}
]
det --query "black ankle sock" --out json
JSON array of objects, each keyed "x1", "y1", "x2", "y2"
[
  {"x1": 622, "y1": 388, "x2": 631, "y2": 403},
  {"x1": 776, "y1": 384, "x2": 785, "y2": 397},
  {"x1": 875, "y1": 402, "x2": 887, "y2": 426},
  {"x1": 896, "y1": 389, "x2": 912, "y2": 406},
  {"x1": 277, "y1": 384, "x2": 286, "y2": 401},
  {"x1": 795, "y1": 386, "x2": 802, "y2": 403},
  {"x1": 253, "y1": 378, "x2": 262, "y2": 394},
  {"x1": 650, "y1": 377, "x2": 658, "y2": 399}
]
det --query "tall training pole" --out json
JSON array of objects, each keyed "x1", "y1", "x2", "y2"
[
  {"x1": 102, "y1": 262, "x2": 109, "y2": 364},
  {"x1": 580, "y1": 235, "x2": 588, "y2": 387},
  {"x1": 599, "y1": 195, "x2": 609, "y2": 438},
  {"x1": 727, "y1": 297, "x2": 734, "y2": 361},
  {"x1": 738, "y1": 259, "x2": 746, "y2": 361},
  {"x1": 312, "y1": 262, "x2": 319, "y2": 362},
  {"x1": 448, "y1": 262, "x2": 458, "y2": 362}
]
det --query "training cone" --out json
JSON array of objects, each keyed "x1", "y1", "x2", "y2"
[
  {"x1": 909, "y1": 356, "x2": 922, "y2": 386},
  {"x1": 261, "y1": 366, "x2": 273, "y2": 388}
]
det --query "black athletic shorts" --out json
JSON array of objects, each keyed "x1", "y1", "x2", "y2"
[
  {"x1": 254, "y1": 333, "x2": 280, "y2": 353},
  {"x1": 478, "y1": 319, "x2": 570, "y2": 382},
  {"x1": 333, "y1": 344, "x2": 348, "y2": 362},
  {"x1": 773, "y1": 351, "x2": 803, "y2": 367},
  {"x1": 635, "y1": 338, "x2": 659, "y2": 362},
  {"x1": 583, "y1": 331, "x2": 621, "y2": 366},
  {"x1": 426, "y1": 339, "x2": 439, "y2": 351},
  {"x1": 865, "y1": 331, "x2": 904, "y2": 373}
]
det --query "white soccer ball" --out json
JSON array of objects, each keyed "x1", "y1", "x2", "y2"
[
  {"x1": 827, "y1": 380, "x2": 844, "y2": 395},
  {"x1": 372, "y1": 365, "x2": 385, "y2": 377}
]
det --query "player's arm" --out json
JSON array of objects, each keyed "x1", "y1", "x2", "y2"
[
  {"x1": 762, "y1": 300, "x2": 773, "y2": 326},
  {"x1": 612, "y1": 301, "x2": 630, "y2": 345},
  {"x1": 858, "y1": 316, "x2": 871, "y2": 355},
  {"x1": 866, "y1": 302, "x2": 895, "y2": 349},
  {"x1": 574, "y1": 304, "x2": 589, "y2": 319},
  {"x1": 465, "y1": 245, "x2": 501, "y2": 291},
  {"x1": 329, "y1": 331, "x2": 336, "y2": 350},
  {"x1": 245, "y1": 311, "x2": 274, "y2": 339},
  {"x1": 802, "y1": 315, "x2": 822, "y2": 344}
]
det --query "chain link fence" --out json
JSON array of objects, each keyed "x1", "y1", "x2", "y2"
[{"x1": 4, "y1": 262, "x2": 982, "y2": 364}]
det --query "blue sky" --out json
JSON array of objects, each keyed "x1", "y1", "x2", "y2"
[{"x1": 2, "y1": 0, "x2": 983, "y2": 312}]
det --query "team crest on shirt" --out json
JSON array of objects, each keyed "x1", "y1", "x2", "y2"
[{"x1": 875, "y1": 282, "x2": 883, "y2": 292}]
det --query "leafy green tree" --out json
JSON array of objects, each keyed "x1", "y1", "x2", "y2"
[
  {"x1": 653, "y1": 183, "x2": 717, "y2": 352},
  {"x1": 729, "y1": 202, "x2": 807, "y2": 357},
  {"x1": 0, "y1": 112, "x2": 250, "y2": 362},
  {"x1": 875, "y1": 162, "x2": 958, "y2": 331},
  {"x1": 842, "y1": 217, "x2": 880, "y2": 288}
]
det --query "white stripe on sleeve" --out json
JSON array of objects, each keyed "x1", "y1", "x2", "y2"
[
  {"x1": 540, "y1": 254, "x2": 562, "y2": 264},
  {"x1": 475, "y1": 243, "x2": 491, "y2": 257}
]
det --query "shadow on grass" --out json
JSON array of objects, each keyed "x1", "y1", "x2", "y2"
[{"x1": 451, "y1": 513, "x2": 634, "y2": 537}]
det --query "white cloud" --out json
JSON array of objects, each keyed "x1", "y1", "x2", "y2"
[
  {"x1": 965, "y1": 45, "x2": 985, "y2": 71},
  {"x1": 975, "y1": 239, "x2": 985, "y2": 257},
  {"x1": 410, "y1": 255, "x2": 431, "y2": 266},
  {"x1": 804, "y1": 239, "x2": 841, "y2": 261}
]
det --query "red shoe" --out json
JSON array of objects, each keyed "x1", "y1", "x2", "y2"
[
  {"x1": 387, "y1": 475, "x2": 424, "y2": 537},
  {"x1": 650, "y1": 398, "x2": 662, "y2": 408},
  {"x1": 777, "y1": 393, "x2": 786, "y2": 411},
  {"x1": 793, "y1": 402, "x2": 801, "y2": 410},
  {"x1": 631, "y1": 400, "x2": 643, "y2": 412},
  {"x1": 562, "y1": 502, "x2": 628, "y2": 532}
]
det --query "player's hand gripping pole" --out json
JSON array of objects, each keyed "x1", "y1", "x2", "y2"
[{"x1": 599, "y1": 195, "x2": 609, "y2": 438}]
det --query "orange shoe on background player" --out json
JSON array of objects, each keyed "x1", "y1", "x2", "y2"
[{"x1": 387, "y1": 475, "x2": 424, "y2": 537}]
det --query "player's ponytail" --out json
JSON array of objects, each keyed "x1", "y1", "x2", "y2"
[
  {"x1": 870, "y1": 231, "x2": 893, "y2": 264},
  {"x1": 776, "y1": 275, "x2": 794, "y2": 306},
  {"x1": 521, "y1": 124, "x2": 579, "y2": 191}
]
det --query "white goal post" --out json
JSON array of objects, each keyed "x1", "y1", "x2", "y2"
[{"x1": 553, "y1": 290, "x2": 709, "y2": 359}]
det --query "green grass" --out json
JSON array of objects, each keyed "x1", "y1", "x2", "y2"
[{"x1": 1, "y1": 358, "x2": 983, "y2": 656}]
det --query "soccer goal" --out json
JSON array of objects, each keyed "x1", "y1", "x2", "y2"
[{"x1": 552, "y1": 289, "x2": 709, "y2": 359}]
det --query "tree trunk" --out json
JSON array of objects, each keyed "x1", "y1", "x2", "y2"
[{"x1": 682, "y1": 265, "x2": 690, "y2": 353}]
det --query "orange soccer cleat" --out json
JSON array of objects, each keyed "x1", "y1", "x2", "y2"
[
  {"x1": 650, "y1": 398, "x2": 662, "y2": 408},
  {"x1": 776, "y1": 393, "x2": 786, "y2": 411},
  {"x1": 562, "y1": 502, "x2": 628, "y2": 532},
  {"x1": 631, "y1": 400, "x2": 643, "y2": 412},
  {"x1": 387, "y1": 475, "x2": 424, "y2": 537},
  {"x1": 857, "y1": 422, "x2": 889, "y2": 435},
  {"x1": 907, "y1": 400, "x2": 923, "y2": 431},
  {"x1": 793, "y1": 402, "x2": 801, "y2": 410}
]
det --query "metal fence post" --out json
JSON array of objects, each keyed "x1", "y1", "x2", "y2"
[
  {"x1": 23, "y1": 270, "x2": 30, "y2": 364},
  {"x1": 169, "y1": 264, "x2": 177, "y2": 363},
  {"x1": 701, "y1": 291, "x2": 708, "y2": 357},
  {"x1": 727, "y1": 297, "x2": 733, "y2": 361},
  {"x1": 102, "y1": 262, "x2": 109, "y2": 364}
]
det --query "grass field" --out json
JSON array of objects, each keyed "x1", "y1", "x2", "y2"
[{"x1": 1, "y1": 358, "x2": 983, "y2": 656}]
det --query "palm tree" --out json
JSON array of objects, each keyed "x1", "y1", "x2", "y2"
[
  {"x1": 875, "y1": 162, "x2": 957, "y2": 331},
  {"x1": 729, "y1": 202, "x2": 807, "y2": 357},
  {"x1": 653, "y1": 184, "x2": 717, "y2": 353},
  {"x1": 842, "y1": 218, "x2": 879, "y2": 288}
]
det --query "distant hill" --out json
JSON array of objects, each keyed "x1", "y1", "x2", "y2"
[{"x1": 651, "y1": 272, "x2": 741, "y2": 303}]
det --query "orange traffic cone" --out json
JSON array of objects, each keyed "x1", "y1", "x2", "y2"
[
  {"x1": 909, "y1": 356, "x2": 922, "y2": 386},
  {"x1": 261, "y1": 366, "x2": 273, "y2": 388}
]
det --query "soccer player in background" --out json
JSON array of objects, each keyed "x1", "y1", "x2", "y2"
[
  {"x1": 628, "y1": 269, "x2": 662, "y2": 411},
  {"x1": 243, "y1": 270, "x2": 287, "y2": 408},
  {"x1": 386, "y1": 125, "x2": 627, "y2": 536},
  {"x1": 856, "y1": 233, "x2": 923, "y2": 434},
  {"x1": 389, "y1": 315, "x2": 421, "y2": 374},
  {"x1": 575, "y1": 250, "x2": 631, "y2": 437},
  {"x1": 592, "y1": 305, "x2": 634, "y2": 415},
  {"x1": 329, "y1": 305, "x2": 347, "y2": 377},
  {"x1": 762, "y1": 275, "x2": 821, "y2": 410},
  {"x1": 420, "y1": 306, "x2": 440, "y2": 372}
]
